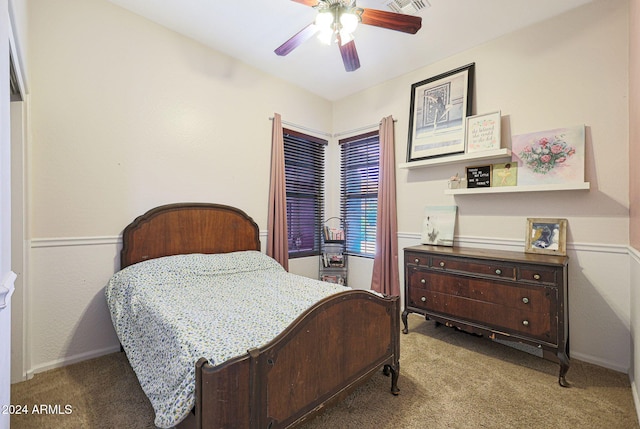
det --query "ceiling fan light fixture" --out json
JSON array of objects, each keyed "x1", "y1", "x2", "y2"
[
  {"x1": 318, "y1": 28, "x2": 334, "y2": 45},
  {"x1": 276, "y1": 0, "x2": 422, "y2": 72},
  {"x1": 339, "y1": 10, "x2": 359, "y2": 34},
  {"x1": 315, "y1": 10, "x2": 334, "y2": 31}
]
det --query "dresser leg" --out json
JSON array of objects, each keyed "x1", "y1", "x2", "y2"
[{"x1": 401, "y1": 310, "x2": 409, "y2": 334}]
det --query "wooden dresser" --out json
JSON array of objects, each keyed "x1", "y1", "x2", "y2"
[{"x1": 403, "y1": 245, "x2": 570, "y2": 386}]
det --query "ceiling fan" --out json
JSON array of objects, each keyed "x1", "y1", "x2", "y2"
[{"x1": 275, "y1": 0, "x2": 422, "y2": 72}]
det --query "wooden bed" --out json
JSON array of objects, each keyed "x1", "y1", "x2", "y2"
[{"x1": 118, "y1": 202, "x2": 400, "y2": 429}]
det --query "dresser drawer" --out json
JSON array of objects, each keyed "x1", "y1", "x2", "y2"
[
  {"x1": 518, "y1": 266, "x2": 559, "y2": 285},
  {"x1": 418, "y1": 291, "x2": 556, "y2": 343},
  {"x1": 429, "y1": 255, "x2": 517, "y2": 281},
  {"x1": 406, "y1": 252, "x2": 428, "y2": 267},
  {"x1": 407, "y1": 268, "x2": 555, "y2": 314}
]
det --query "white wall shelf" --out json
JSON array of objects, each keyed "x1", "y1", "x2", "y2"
[
  {"x1": 444, "y1": 182, "x2": 591, "y2": 195},
  {"x1": 399, "y1": 148, "x2": 590, "y2": 195},
  {"x1": 399, "y1": 148, "x2": 512, "y2": 169}
]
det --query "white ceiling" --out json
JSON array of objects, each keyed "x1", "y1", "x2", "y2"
[{"x1": 108, "y1": 0, "x2": 594, "y2": 101}]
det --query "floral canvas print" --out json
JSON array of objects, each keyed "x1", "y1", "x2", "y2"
[
  {"x1": 421, "y1": 205, "x2": 457, "y2": 246},
  {"x1": 511, "y1": 125, "x2": 585, "y2": 186}
]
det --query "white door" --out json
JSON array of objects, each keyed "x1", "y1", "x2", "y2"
[{"x1": 1, "y1": 1, "x2": 15, "y2": 427}]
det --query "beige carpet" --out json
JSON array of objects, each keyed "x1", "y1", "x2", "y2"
[{"x1": 11, "y1": 314, "x2": 640, "y2": 429}]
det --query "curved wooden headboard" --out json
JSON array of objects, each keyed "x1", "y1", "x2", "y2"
[{"x1": 120, "y1": 203, "x2": 261, "y2": 268}]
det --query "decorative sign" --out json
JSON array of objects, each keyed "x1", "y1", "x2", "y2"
[
  {"x1": 466, "y1": 165, "x2": 492, "y2": 188},
  {"x1": 466, "y1": 111, "x2": 501, "y2": 153}
]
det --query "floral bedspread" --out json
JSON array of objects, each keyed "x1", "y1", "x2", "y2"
[{"x1": 105, "y1": 251, "x2": 350, "y2": 428}]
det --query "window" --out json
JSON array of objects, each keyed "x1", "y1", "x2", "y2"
[
  {"x1": 283, "y1": 128, "x2": 326, "y2": 258},
  {"x1": 340, "y1": 131, "x2": 380, "y2": 257}
]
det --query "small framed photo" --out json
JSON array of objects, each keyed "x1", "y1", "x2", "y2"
[
  {"x1": 465, "y1": 111, "x2": 501, "y2": 153},
  {"x1": 525, "y1": 218, "x2": 567, "y2": 256}
]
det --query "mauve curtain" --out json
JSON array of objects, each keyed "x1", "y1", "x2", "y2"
[
  {"x1": 371, "y1": 115, "x2": 400, "y2": 296},
  {"x1": 267, "y1": 113, "x2": 289, "y2": 271}
]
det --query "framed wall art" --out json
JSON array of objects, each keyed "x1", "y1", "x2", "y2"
[
  {"x1": 466, "y1": 110, "x2": 501, "y2": 153},
  {"x1": 407, "y1": 63, "x2": 475, "y2": 162},
  {"x1": 524, "y1": 218, "x2": 567, "y2": 256},
  {"x1": 421, "y1": 205, "x2": 458, "y2": 246},
  {"x1": 492, "y1": 162, "x2": 517, "y2": 187},
  {"x1": 511, "y1": 125, "x2": 585, "y2": 186}
]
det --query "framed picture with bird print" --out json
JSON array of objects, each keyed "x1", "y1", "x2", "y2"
[
  {"x1": 407, "y1": 63, "x2": 475, "y2": 162},
  {"x1": 525, "y1": 218, "x2": 567, "y2": 256}
]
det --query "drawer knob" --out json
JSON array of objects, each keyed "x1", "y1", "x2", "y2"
[
  {"x1": 414, "y1": 258, "x2": 420, "y2": 264},
  {"x1": 522, "y1": 297, "x2": 529, "y2": 304},
  {"x1": 522, "y1": 320, "x2": 529, "y2": 326},
  {"x1": 420, "y1": 278, "x2": 426, "y2": 284},
  {"x1": 421, "y1": 296, "x2": 427, "y2": 302},
  {"x1": 533, "y1": 274, "x2": 541, "y2": 280},
  {"x1": 495, "y1": 269, "x2": 502, "y2": 275},
  {"x1": 439, "y1": 261, "x2": 445, "y2": 267}
]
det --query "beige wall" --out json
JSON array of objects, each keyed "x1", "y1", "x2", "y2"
[
  {"x1": 334, "y1": 0, "x2": 632, "y2": 371},
  {"x1": 334, "y1": 0, "x2": 629, "y2": 245},
  {"x1": 25, "y1": 0, "x2": 332, "y2": 374},
  {"x1": 29, "y1": 0, "x2": 332, "y2": 239}
]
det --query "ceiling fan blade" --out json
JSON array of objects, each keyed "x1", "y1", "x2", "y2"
[
  {"x1": 360, "y1": 8, "x2": 422, "y2": 34},
  {"x1": 290, "y1": 0, "x2": 319, "y2": 6},
  {"x1": 338, "y1": 38, "x2": 360, "y2": 72},
  {"x1": 275, "y1": 23, "x2": 319, "y2": 56}
]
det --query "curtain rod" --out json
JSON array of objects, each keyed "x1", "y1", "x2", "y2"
[
  {"x1": 269, "y1": 117, "x2": 332, "y2": 138},
  {"x1": 269, "y1": 117, "x2": 396, "y2": 139},
  {"x1": 333, "y1": 119, "x2": 397, "y2": 138}
]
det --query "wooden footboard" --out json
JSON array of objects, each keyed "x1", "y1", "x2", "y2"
[{"x1": 178, "y1": 290, "x2": 400, "y2": 429}]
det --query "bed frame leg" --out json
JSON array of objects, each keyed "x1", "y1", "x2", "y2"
[{"x1": 383, "y1": 364, "x2": 400, "y2": 395}]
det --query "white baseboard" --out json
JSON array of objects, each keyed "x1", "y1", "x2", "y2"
[
  {"x1": 632, "y1": 379, "x2": 640, "y2": 427},
  {"x1": 25, "y1": 345, "x2": 121, "y2": 379},
  {"x1": 631, "y1": 246, "x2": 640, "y2": 424},
  {"x1": 570, "y1": 351, "x2": 629, "y2": 374}
]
